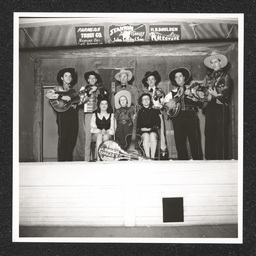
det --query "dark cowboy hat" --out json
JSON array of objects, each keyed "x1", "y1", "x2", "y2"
[
  {"x1": 84, "y1": 71, "x2": 102, "y2": 84},
  {"x1": 169, "y1": 67, "x2": 191, "y2": 86},
  {"x1": 142, "y1": 71, "x2": 161, "y2": 87},
  {"x1": 57, "y1": 68, "x2": 77, "y2": 85}
]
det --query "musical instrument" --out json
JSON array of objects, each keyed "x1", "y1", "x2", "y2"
[
  {"x1": 48, "y1": 84, "x2": 103, "y2": 113},
  {"x1": 48, "y1": 88, "x2": 80, "y2": 113},
  {"x1": 98, "y1": 140, "x2": 146, "y2": 161},
  {"x1": 124, "y1": 106, "x2": 145, "y2": 158},
  {"x1": 165, "y1": 87, "x2": 184, "y2": 118},
  {"x1": 191, "y1": 74, "x2": 228, "y2": 109}
]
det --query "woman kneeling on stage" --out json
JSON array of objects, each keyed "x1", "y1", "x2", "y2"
[
  {"x1": 90, "y1": 95, "x2": 116, "y2": 160},
  {"x1": 137, "y1": 93, "x2": 161, "y2": 159}
]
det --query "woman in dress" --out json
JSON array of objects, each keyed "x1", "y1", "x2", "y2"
[
  {"x1": 137, "y1": 93, "x2": 161, "y2": 159},
  {"x1": 90, "y1": 95, "x2": 116, "y2": 160}
]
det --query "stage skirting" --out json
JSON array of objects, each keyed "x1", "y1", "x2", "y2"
[{"x1": 18, "y1": 161, "x2": 239, "y2": 227}]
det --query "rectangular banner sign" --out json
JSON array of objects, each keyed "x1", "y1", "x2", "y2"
[
  {"x1": 109, "y1": 24, "x2": 146, "y2": 43},
  {"x1": 149, "y1": 25, "x2": 181, "y2": 41},
  {"x1": 76, "y1": 26, "x2": 104, "y2": 45}
]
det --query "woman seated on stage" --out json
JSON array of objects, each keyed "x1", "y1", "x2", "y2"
[
  {"x1": 137, "y1": 93, "x2": 161, "y2": 159},
  {"x1": 114, "y1": 90, "x2": 134, "y2": 150},
  {"x1": 90, "y1": 95, "x2": 116, "y2": 160}
]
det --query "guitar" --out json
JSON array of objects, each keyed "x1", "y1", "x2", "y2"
[
  {"x1": 194, "y1": 75, "x2": 228, "y2": 110},
  {"x1": 48, "y1": 84, "x2": 103, "y2": 113},
  {"x1": 124, "y1": 107, "x2": 145, "y2": 158},
  {"x1": 165, "y1": 87, "x2": 184, "y2": 118}
]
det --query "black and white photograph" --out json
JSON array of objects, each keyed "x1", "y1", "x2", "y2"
[{"x1": 13, "y1": 12, "x2": 243, "y2": 243}]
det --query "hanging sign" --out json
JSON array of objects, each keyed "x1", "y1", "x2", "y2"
[
  {"x1": 109, "y1": 24, "x2": 146, "y2": 43},
  {"x1": 76, "y1": 26, "x2": 104, "y2": 45},
  {"x1": 149, "y1": 25, "x2": 181, "y2": 41}
]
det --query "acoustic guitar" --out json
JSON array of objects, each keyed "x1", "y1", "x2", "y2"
[
  {"x1": 49, "y1": 84, "x2": 103, "y2": 113},
  {"x1": 124, "y1": 106, "x2": 145, "y2": 158},
  {"x1": 165, "y1": 87, "x2": 184, "y2": 118}
]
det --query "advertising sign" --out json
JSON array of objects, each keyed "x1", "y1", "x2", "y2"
[
  {"x1": 149, "y1": 25, "x2": 181, "y2": 41},
  {"x1": 109, "y1": 24, "x2": 146, "y2": 43},
  {"x1": 76, "y1": 26, "x2": 104, "y2": 45}
]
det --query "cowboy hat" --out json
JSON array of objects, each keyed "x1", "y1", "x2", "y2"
[
  {"x1": 57, "y1": 68, "x2": 77, "y2": 85},
  {"x1": 169, "y1": 67, "x2": 191, "y2": 86},
  {"x1": 114, "y1": 68, "x2": 133, "y2": 82},
  {"x1": 204, "y1": 53, "x2": 228, "y2": 69},
  {"x1": 114, "y1": 90, "x2": 132, "y2": 109},
  {"x1": 84, "y1": 71, "x2": 102, "y2": 84},
  {"x1": 142, "y1": 71, "x2": 161, "y2": 87}
]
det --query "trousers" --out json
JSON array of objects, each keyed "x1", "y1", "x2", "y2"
[
  {"x1": 56, "y1": 107, "x2": 78, "y2": 161},
  {"x1": 172, "y1": 110, "x2": 203, "y2": 160},
  {"x1": 204, "y1": 101, "x2": 229, "y2": 160}
]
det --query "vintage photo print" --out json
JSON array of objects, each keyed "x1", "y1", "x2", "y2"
[{"x1": 13, "y1": 12, "x2": 243, "y2": 243}]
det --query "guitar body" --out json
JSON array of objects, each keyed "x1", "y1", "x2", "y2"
[
  {"x1": 167, "y1": 101, "x2": 181, "y2": 118},
  {"x1": 124, "y1": 133, "x2": 145, "y2": 157},
  {"x1": 49, "y1": 88, "x2": 80, "y2": 113}
]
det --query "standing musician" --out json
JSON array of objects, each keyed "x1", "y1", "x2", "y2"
[
  {"x1": 142, "y1": 71, "x2": 168, "y2": 159},
  {"x1": 79, "y1": 71, "x2": 109, "y2": 161},
  {"x1": 165, "y1": 67, "x2": 203, "y2": 160},
  {"x1": 137, "y1": 93, "x2": 161, "y2": 159},
  {"x1": 201, "y1": 53, "x2": 232, "y2": 160},
  {"x1": 45, "y1": 68, "x2": 78, "y2": 161}
]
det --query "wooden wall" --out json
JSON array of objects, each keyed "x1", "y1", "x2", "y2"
[
  {"x1": 19, "y1": 53, "x2": 35, "y2": 162},
  {"x1": 19, "y1": 161, "x2": 238, "y2": 227}
]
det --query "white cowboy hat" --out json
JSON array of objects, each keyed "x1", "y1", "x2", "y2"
[
  {"x1": 204, "y1": 53, "x2": 228, "y2": 69},
  {"x1": 114, "y1": 90, "x2": 132, "y2": 109},
  {"x1": 114, "y1": 68, "x2": 133, "y2": 82}
]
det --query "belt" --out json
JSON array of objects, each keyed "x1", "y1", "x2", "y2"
[
  {"x1": 118, "y1": 120, "x2": 130, "y2": 125},
  {"x1": 182, "y1": 106, "x2": 197, "y2": 111}
]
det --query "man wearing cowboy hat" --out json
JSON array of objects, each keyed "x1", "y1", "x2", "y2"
[
  {"x1": 201, "y1": 53, "x2": 232, "y2": 160},
  {"x1": 114, "y1": 90, "x2": 134, "y2": 150},
  {"x1": 115, "y1": 68, "x2": 140, "y2": 110},
  {"x1": 45, "y1": 68, "x2": 79, "y2": 161},
  {"x1": 165, "y1": 67, "x2": 203, "y2": 160},
  {"x1": 79, "y1": 71, "x2": 109, "y2": 161},
  {"x1": 142, "y1": 71, "x2": 168, "y2": 159}
]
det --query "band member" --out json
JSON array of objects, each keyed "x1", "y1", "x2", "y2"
[
  {"x1": 115, "y1": 68, "x2": 140, "y2": 110},
  {"x1": 45, "y1": 68, "x2": 78, "y2": 161},
  {"x1": 137, "y1": 93, "x2": 161, "y2": 159},
  {"x1": 142, "y1": 71, "x2": 168, "y2": 159},
  {"x1": 90, "y1": 95, "x2": 116, "y2": 161},
  {"x1": 165, "y1": 67, "x2": 203, "y2": 160},
  {"x1": 114, "y1": 90, "x2": 134, "y2": 150},
  {"x1": 201, "y1": 53, "x2": 232, "y2": 160},
  {"x1": 79, "y1": 71, "x2": 109, "y2": 161}
]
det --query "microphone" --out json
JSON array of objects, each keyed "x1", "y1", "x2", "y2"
[{"x1": 111, "y1": 82, "x2": 116, "y2": 93}]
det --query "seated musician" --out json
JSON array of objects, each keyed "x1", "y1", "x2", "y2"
[
  {"x1": 90, "y1": 95, "x2": 116, "y2": 161},
  {"x1": 45, "y1": 68, "x2": 78, "y2": 161},
  {"x1": 137, "y1": 93, "x2": 161, "y2": 159},
  {"x1": 114, "y1": 90, "x2": 134, "y2": 150}
]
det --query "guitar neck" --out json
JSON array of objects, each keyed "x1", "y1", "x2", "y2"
[
  {"x1": 131, "y1": 106, "x2": 140, "y2": 140},
  {"x1": 131, "y1": 114, "x2": 137, "y2": 141}
]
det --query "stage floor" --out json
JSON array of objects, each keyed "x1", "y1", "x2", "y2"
[{"x1": 19, "y1": 224, "x2": 238, "y2": 238}]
